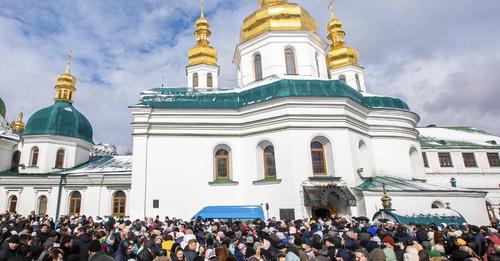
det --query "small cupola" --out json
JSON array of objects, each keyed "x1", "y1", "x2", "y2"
[{"x1": 186, "y1": 1, "x2": 219, "y2": 91}]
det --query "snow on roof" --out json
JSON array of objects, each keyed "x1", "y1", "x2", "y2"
[
  {"x1": 418, "y1": 127, "x2": 500, "y2": 148},
  {"x1": 355, "y1": 176, "x2": 482, "y2": 193},
  {"x1": 0, "y1": 131, "x2": 20, "y2": 142},
  {"x1": 391, "y1": 208, "x2": 462, "y2": 217},
  {"x1": 63, "y1": 156, "x2": 132, "y2": 174}
]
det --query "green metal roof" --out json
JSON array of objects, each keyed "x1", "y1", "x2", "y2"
[
  {"x1": 138, "y1": 79, "x2": 410, "y2": 111},
  {"x1": 373, "y1": 209, "x2": 467, "y2": 225},
  {"x1": 355, "y1": 176, "x2": 483, "y2": 193},
  {"x1": 418, "y1": 126, "x2": 500, "y2": 149},
  {"x1": 24, "y1": 101, "x2": 93, "y2": 143},
  {"x1": 0, "y1": 97, "x2": 6, "y2": 118}
]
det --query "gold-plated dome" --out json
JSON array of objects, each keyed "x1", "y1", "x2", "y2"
[
  {"x1": 187, "y1": 8, "x2": 218, "y2": 67},
  {"x1": 11, "y1": 111, "x2": 25, "y2": 133},
  {"x1": 326, "y1": 12, "x2": 361, "y2": 70},
  {"x1": 240, "y1": 0, "x2": 317, "y2": 43},
  {"x1": 55, "y1": 52, "x2": 77, "y2": 103}
]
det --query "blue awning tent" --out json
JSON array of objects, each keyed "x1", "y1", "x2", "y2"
[{"x1": 193, "y1": 205, "x2": 265, "y2": 220}]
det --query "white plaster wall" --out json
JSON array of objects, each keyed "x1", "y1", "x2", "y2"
[
  {"x1": 370, "y1": 139, "x2": 425, "y2": 179},
  {"x1": 330, "y1": 65, "x2": 366, "y2": 92},
  {"x1": 19, "y1": 136, "x2": 91, "y2": 173},
  {"x1": 0, "y1": 139, "x2": 16, "y2": 171},
  {"x1": 362, "y1": 192, "x2": 490, "y2": 225},
  {"x1": 234, "y1": 31, "x2": 329, "y2": 87},
  {"x1": 187, "y1": 65, "x2": 219, "y2": 90}
]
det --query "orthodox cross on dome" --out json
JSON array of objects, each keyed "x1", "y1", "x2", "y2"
[
  {"x1": 328, "y1": 0, "x2": 335, "y2": 18},
  {"x1": 200, "y1": 0, "x2": 205, "y2": 17},
  {"x1": 65, "y1": 50, "x2": 73, "y2": 73}
]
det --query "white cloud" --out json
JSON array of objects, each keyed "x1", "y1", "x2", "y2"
[{"x1": 0, "y1": 0, "x2": 499, "y2": 153}]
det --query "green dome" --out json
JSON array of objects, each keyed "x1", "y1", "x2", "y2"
[
  {"x1": 24, "y1": 101, "x2": 93, "y2": 143},
  {"x1": 0, "y1": 97, "x2": 5, "y2": 118}
]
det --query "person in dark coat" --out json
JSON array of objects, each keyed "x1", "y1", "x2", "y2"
[
  {"x1": 73, "y1": 228, "x2": 92, "y2": 261},
  {"x1": 88, "y1": 240, "x2": 113, "y2": 261},
  {"x1": 114, "y1": 240, "x2": 135, "y2": 261},
  {"x1": 183, "y1": 239, "x2": 198, "y2": 261},
  {"x1": 0, "y1": 235, "x2": 19, "y2": 261},
  {"x1": 8, "y1": 243, "x2": 30, "y2": 261}
]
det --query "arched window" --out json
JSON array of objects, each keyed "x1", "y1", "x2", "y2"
[
  {"x1": 215, "y1": 149, "x2": 230, "y2": 180},
  {"x1": 355, "y1": 74, "x2": 362, "y2": 91},
  {"x1": 338, "y1": 75, "x2": 346, "y2": 82},
  {"x1": 69, "y1": 191, "x2": 81, "y2": 215},
  {"x1": 263, "y1": 146, "x2": 276, "y2": 179},
  {"x1": 63, "y1": 90, "x2": 69, "y2": 100},
  {"x1": 311, "y1": 142, "x2": 327, "y2": 175},
  {"x1": 409, "y1": 147, "x2": 422, "y2": 176},
  {"x1": 8, "y1": 195, "x2": 17, "y2": 212},
  {"x1": 285, "y1": 48, "x2": 297, "y2": 75},
  {"x1": 112, "y1": 191, "x2": 126, "y2": 216},
  {"x1": 55, "y1": 149, "x2": 65, "y2": 169},
  {"x1": 10, "y1": 151, "x2": 21, "y2": 172},
  {"x1": 486, "y1": 201, "x2": 497, "y2": 221},
  {"x1": 38, "y1": 196, "x2": 48, "y2": 216},
  {"x1": 254, "y1": 54, "x2": 263, "y2": 81},
  {"x1": 31, "y1": 147, "x2": 39, "y2": 167},
  {"x1": 431, "y1": 201, "x2": 444, "y2": 209},
  {"x1": 193, "y1": 73, "x2": 199, "y2": 88},
  {"x1": 207, "y1": 73, "x2": 213, "y2": 88},
  {"x1": 315, "y1": 53, "x2": 321, "y2": 78}
]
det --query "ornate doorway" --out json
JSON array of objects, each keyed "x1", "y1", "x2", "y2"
[{"x1": 304, "y1": 185, "x2": 357, "y2": 218}]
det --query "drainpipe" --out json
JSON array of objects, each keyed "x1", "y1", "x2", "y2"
[{"x1": 55, "y1": 173, "x2": 67, "y2": 227}]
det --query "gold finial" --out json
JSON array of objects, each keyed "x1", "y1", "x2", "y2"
[
  {"x1": 187, "y1": 2, "x2": 218, "y2": 67},
  {"x1": 381, "y1": 183, "x2": 392, "y2": 210},
  {"x1": 325, "y1": 2, "x2": 362, "y2": 71},
  {"x1": 65, "y1": 50, "x2": 73, "y2": 73},
  {"x1": 259, "y1": 0, "x2": 286, "y2": 7},
  {"x1": 11, "y1": 111, "x2": 25, "y2": 133},
  {"x1": 55, "y1": 51, "x2": 77, "y2": 103}
]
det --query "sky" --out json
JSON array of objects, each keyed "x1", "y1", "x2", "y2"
[{"x1": 0, "y1": 0, "x2": 499, "y2": 154}]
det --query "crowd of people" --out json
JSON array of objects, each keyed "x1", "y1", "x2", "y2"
[{"x1": 1, "y1": 211, "x2": 500, "y2": 261}]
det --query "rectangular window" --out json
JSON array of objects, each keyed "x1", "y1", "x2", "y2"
[
  {"x1": 422, "y1": 152, "x2": 429, "y2": 168},
  {"x1": 153, "y1": 200, "x2": 159, "y2": 209},
  {"x1": 438, "y1": 152, "x2": 453, "y2": 167},
  {"x1": 279, "y1": 209, "x2": 295, "y2": 221},
  {"x1": 462, "y1": 153, "x2": 477, "y2": 167},
  {"x1": 488, "y1": 153, "x2": 500, "y2": 167}
]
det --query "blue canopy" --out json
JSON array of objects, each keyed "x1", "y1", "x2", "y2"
[{"x1": 193, "y1": 205, "x2": 265, "y2": 220}]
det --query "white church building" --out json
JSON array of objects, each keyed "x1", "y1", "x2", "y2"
[{"x1": 0, "y1": 0, "x2": 499, "y2": 225}]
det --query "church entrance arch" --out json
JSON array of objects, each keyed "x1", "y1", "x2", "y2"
[{"x1": 303, "y1": 185, "x2": 357, "y2": 219}]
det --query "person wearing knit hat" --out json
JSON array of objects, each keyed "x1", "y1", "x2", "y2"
[
  {"x1": 455, "y1": 238, "x2": 467, "y2": 247},
  {"x1": 88, "y1": 240, "x2": 113, "y2": 261},
  {"x1": 383, "y1": 235, "x2": 397, "y2": 261},
  {"x1": 369, "y1": 248, "x2": 386, "y2": 261}
]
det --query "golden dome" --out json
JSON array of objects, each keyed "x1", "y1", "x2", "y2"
[
  {"x1": 326, "y1": 14, "x2": 361, "y2": 70},
  {"x1": 240, "y1": 0, "x2": 317, "y2": 43},
  {"x1": 55, "y1": 52, "x2": 77, "y2": 103},
  {"x1": 11, "y1": 111, "x2": 25, "y2": 133},
  {"x1": 187, "y1": 11, "x2": 218, "y2": 66}
]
